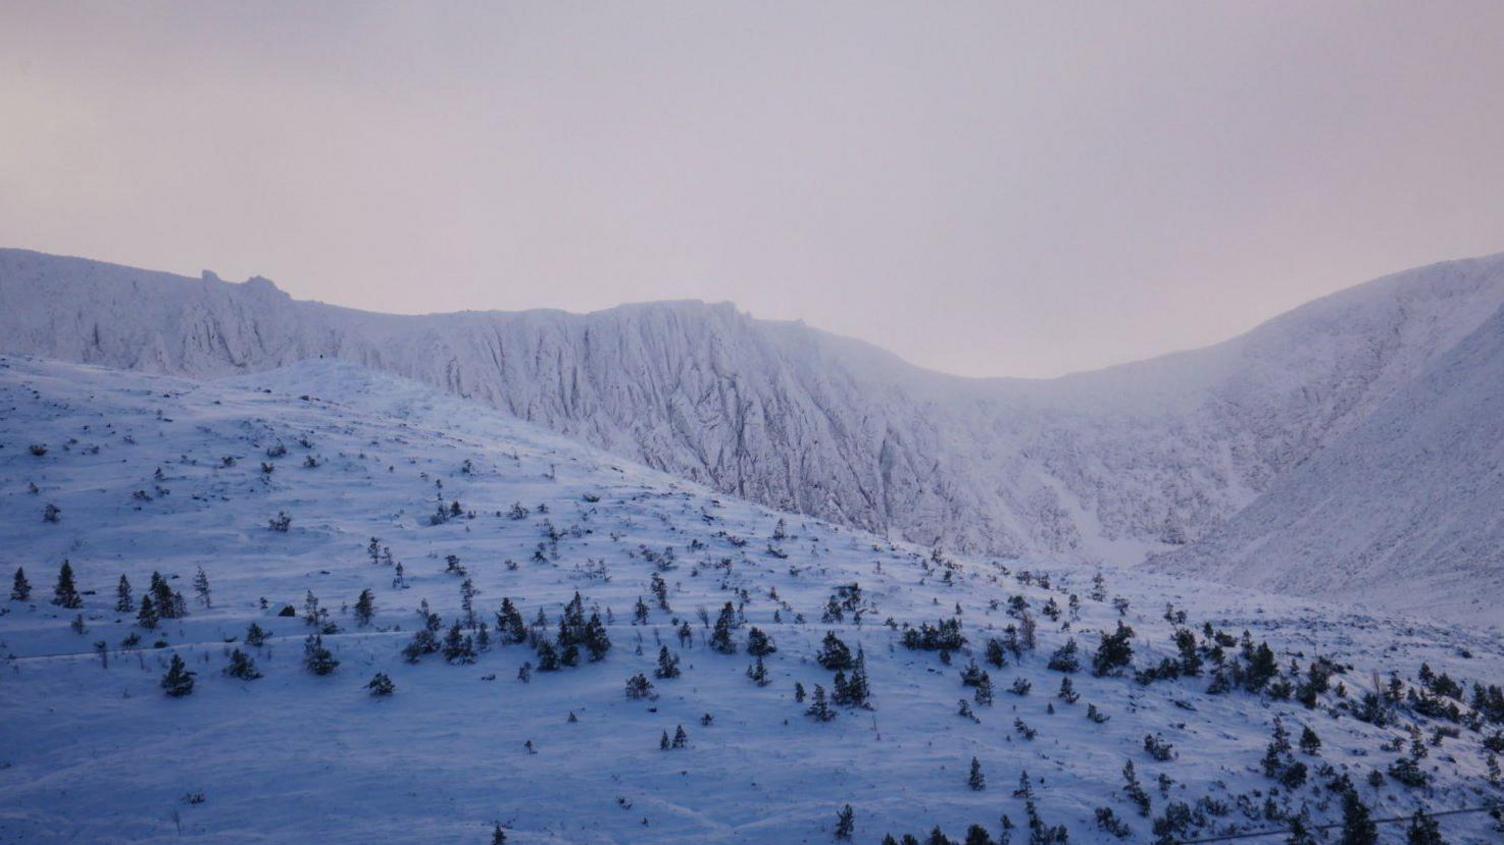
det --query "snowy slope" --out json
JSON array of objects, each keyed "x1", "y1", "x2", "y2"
[
  {"x1": 5, "y1": 248, "x2": 1504, "y2": 567},
  {"x1": 2, "y1": 355, "x2": 1503, "y2": 844},
  {"x1": 1149, "y1": 299, "x2": 1504, "y2": 625}
]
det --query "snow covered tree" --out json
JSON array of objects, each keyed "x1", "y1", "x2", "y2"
[
  {"x1": 1047, "y1": 638, "x2": 1080, "y2": 673},
  {"x1": 807, "y1": 684, "x2": 835, "y2": 721},
  {"x1": 583, "y1": 612, "x2": 612, "y2": 661},
  {"x1": 818, "y1": 632, "x2": 854, "y2": 671},
  {"x1": 835, "y1": 804, "x2": 855, "y2": 840},
  {"x1": 710, "y1": 601, "x2": 737, "y2": 654},
  {"x1": 161, "y1": 654, "x2": 195, "y2": 697},
  {"x1": 1404, "y1": 810, "x2": 1443, "y2": 845},
  {"x1": 747, "y1": 656, "x2": 770, "y2": 686},
  {"x1": 534, "y1": 639, "x2": 560, "y2": 671},
  {"x1": 443, "y1": 621, "x2": 477, "y2": 664},
  {"x1": 303, "y1": 634, "x2": 339, "y2": 676},
  {"x1": 490, "y1": 823, "x2": 507, "y2": 845},
  {"x1": 1339, "y1": 790, "x2": 1378, "y2": 845},
  {"x1": 1092, "y1": 621, "x2": 1135, "y2": 676},
  {"x1": 368, "y1": 672, "x2": 396, "y2": 697},
  {"x1": 1299, "y1": 726, "x2": 1322, "y2": 755},
  {"x1": 746, "y1": 626, "x2": 776, "y2": 656},
  {"x1": 626, "y1": 673, "x2": 655, "y2": 700},
  {"x1": 354, "y1": 589, "x2": 375, "y2": 626},
  {"x1": 497, "y1": 598, "x2": 527, "y2": 644},
  {"x1": 192, "y1": 566, "x2": 212, "y2": 609},
  {"x1": 245, "y1": 622, "x2": 268, "y2": 648},
  {"x1": 968, "y1": 756, "x2": 985, "y2": 791},
  {"x1": 52, "y1": 560, "x2": 82, "y2": 609},
  {"x1": 137, "y1": 595, "x2": 158, "y2": 629},
  {"x1": 10, "y1": 567, "x2": 30, "y2": 601},
  {"x1": 115, "y1": 574, "x2": 132, "y2": 613},
  {"x1": 1058, "y1": 677, "x2": 1080, "y2": 704},
  {"x1": 655, "y1": 646, "x2": 681, "y2": 679},
  {"x1": 224, "y1": 648, "x2": 262, "y2": 680}
]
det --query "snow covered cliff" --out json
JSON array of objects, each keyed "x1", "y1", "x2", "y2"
[{"x1": 4, "y1": 247, "x2": 1504, "y2": 572}]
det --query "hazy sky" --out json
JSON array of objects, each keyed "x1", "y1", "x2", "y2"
[{"x1": 3, "y1": 2, "x2": 1504, "y2": 377}]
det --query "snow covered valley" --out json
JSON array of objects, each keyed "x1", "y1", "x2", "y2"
[{"x1": 2, "y1": 355, "x2": 1502, "y2": 843}]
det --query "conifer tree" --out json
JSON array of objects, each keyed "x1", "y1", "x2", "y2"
[
  {"x1": 366, "y1": 672, "x2": 396, "y2": 696},
  {"x1": 963, "y1": 825, "x2": 995, "y2": 845},
  {"x1": 818, "y1": 631, "x2": 854, "y2": 671},
  {"x1": 968, "y1": 757, "x2": 985, "y2": 791},
  {"x1": 245, "y1": 622, "x2": 268, "y2": 648},
  {"x1": 747, "y1": 656, "x2": 770, "y2": 686},
  {"x1": 656, "y1": 646, "x2": 681, "y2": 679},
  {"x1": 10, "y1": 566, "x2": 31, "y2": 601},
  {"x1": 137, "y1": 594, "x2": 159, "y2": 629},
  {"x1": 224, "y1": 648, "x2": 262, "y2": 680},
  {"x1": 710, "y1": 601, "x2": 737, "y2": 654},
  {"x1": 443, "y1": 621, "x2": 477, "y2": 664},
  {"x1": 1092, "y1": 621, "x2": 1135, "y2": 676},
  {"x1": 354, "y1": 589, "x2": 375, "y2": 626},
  {"x1": 535, "y1": 639, "x2": 560, "y2": 671},
  {"x1": 1299, "y1": 726, "x2": 1321, "y2": 755},
  {"x1": 1404, "y1": 810, "x2": 1444, "y2": 845},
  {"x1": 746, "y1": 626, "x2": 776, "y2": 656},
  {"x1": 52, "y1": 560, "x2": 82, "y2": 609},
  {"x1": 490, "y1": 823, "x2": 507, "y2": 845},
  {"x1": 672, "y1": 725, "x2": 688, "y2": 748},
  {"x1": 161, "y1": 654, "x2": 195, "y2": 697},
  {"x1": 115, "y1": 574, "x2": 132, "y2": 613},
  {"x1": 1339, "y1": 790, "x2": 1378, "y2": 845},
  {"x1": 807, "y1": 684, "x2": 835, "y2": 721},
  {"x1": 192, "y1": 565, "x2": 212, "y2": 609},
  {"x1": 497, "y1": 598, "x2": 527, "y2": 644},
  {"x1": 303, "y1": 634, "x2": 339, "y2": 676},
  {"x1": 835, "y1": 804, "x2": 855, "y2": 841},
  {"x1": 583, "y1": 612, "x2": 612, "y2": 661}
]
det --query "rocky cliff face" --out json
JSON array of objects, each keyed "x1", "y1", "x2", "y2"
[{"x1": 5, "y1": 246, "x2": 1503, "y2": 564}]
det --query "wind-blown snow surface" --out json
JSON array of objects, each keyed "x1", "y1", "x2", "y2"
[
  {"x1": 1150, "y1": 299, "x2": 1504, "y2": 625},
  {"x1": 2, "y1": 356, "x2": 1503, "y2": 843},
  {"x1": 5, "y1": 248, "x2": 1504, "y2": 574}
]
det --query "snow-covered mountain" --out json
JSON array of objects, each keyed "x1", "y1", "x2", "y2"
[
  {"x1": 1150, "y1": 295, "x2": 1504, "y2": 624},
  {"x1": 3, "y1": 355, "x2": 1502, "y2": 843},
  {"x1": 6, "y1": 247, "x2": 1504, "y2": 575}
]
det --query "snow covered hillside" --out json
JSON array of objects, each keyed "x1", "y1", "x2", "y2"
[
  {"x1": 2, "y1": 355, "x2": 1503, "y2": 843},
  {"x1": 1149, "y1": 298, "x2": 1504, "y2": 625},
  {"x1": 5, "y1": 248, "x2": 1504, "y2": 572}
]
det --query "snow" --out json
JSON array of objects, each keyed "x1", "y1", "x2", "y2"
[
  {"x1": 1149, "y1": 297, "x2": 1504, "y2": 626},
  {"x1": 5, "y1": 248, "x2": 1504, "y2": 583},
  {"x1": 2, "y1": 355, "x2": 1502, "y2": 843}
]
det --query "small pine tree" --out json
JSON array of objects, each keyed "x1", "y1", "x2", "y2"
[
  {"x1": 303, "y1": 635, "x2": 339, "y2": 676},
  {"x1": 224, "y1": 648, "x2": 262, "y2": 680},
  {"x1": 354, "y1": 589, "x2": 375, "y2": 626},
  {"x1": 137, "y1": 594, "x2": 159, "y2": 629},
  {"x1": 807, "y1": 684, "x2": 836, "y2": 721},
  {"x1": 1092, "y1": 621, "x2": 1135, "y2": 676},
  {"x1": 115, "y1": 575, "x2": 133, "y2": 613},
  {"x1": 747, "y1": 626, "x2": 776, "y2": 657},
  {"x1": 245, "y1": 622, "x2": 268, "y2": 648},
  {"x1": 161, "y1": 654, "x2": 196, "y2": 697},
  {"x1": 490, "y1": 823, "x2": 507, "y2": 845},
  {"x1": 192, "y1": 566, "x2": 212, "y2": 609},
  {"x1": 10, "y1": 566, "x2": 31, "y2": 601},
  {"x1": 656, "y1": 646, "x2": 681, "y2": 679},
  {"x1": 368, "y1": 672, "x2": 396, "y2": 696},
  {"x1": 835, "y1": 804, "x2": 855, "y2": 840},
  {"x1": 52, "y1": 560, "x2": 82, "y2": 609},
  {"x1": 709, "y1": 602, "x2": 737, "y2": 654},
  {"x1": 968, "y1": 756, "x2": 985, "y2": 791},
  {"x1": 673, "y1": 724, "x2": 688, "y2": 748},
  {"x1": 1299, "y1": 726, "x2": 1321, "y2": 755},
  {"x1": 747, "y1": 656, "x2": 770, "y2": 686},
  {"x1": 1339, "y1": 790, "x2": 1378, "y2": 845},
  {"x1": 1404, "y1": 810, "x2": 1443, "y2": 845}
]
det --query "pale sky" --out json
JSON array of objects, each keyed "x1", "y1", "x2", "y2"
[{"x1": 3, "y1": 2, "x2": 1503, "y2": 378}]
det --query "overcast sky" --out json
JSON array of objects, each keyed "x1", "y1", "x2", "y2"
[{"x1": 3, "y1": 2, "x2": 1503, "y2": 377}]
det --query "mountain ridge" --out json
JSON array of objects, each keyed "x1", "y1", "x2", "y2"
[{"x1": 4, "y1": 246, "x2": 1504, "y2": 577}]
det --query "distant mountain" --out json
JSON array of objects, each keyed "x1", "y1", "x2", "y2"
[
  {"x1": 1150, "y1": 297, "x2": 1504, "y2": 623},
  {"x1": 4, "y1": 246, "x2": 1504, "y2": 575}
]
